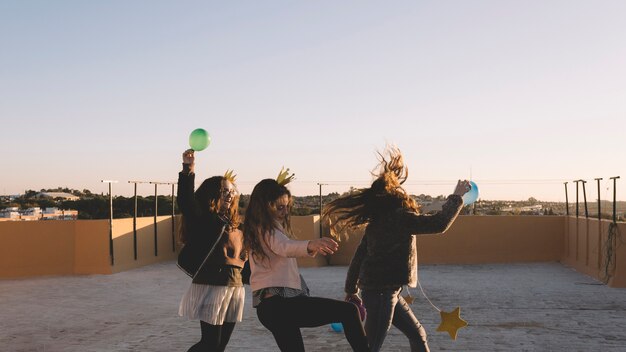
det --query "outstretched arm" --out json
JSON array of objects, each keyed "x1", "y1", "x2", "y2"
[
  {"x1": 265, "y1": 230, "x2": 339, "y2": 258},
  {"x1": 402, "y1": 180, "x2": 470, "y2": 235}
]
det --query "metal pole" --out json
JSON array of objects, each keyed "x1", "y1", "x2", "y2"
[
  {"x1": 128, "y1": 181, "x2": 149, "y2": 260},
  {"x1": 595, "y1": 178, "x2": 602, "y2": 220},
  {"x1": 133, "y1": 182, "x2": 138, "y2": 260},
  {"x1": 317, "y1": 183, "x2": 327, "y2": 238},
  {"x1": 171, "y1": 183, "x2": 176, "y2": 252},
  {"x1": 150, "y1": 182, "x2": 173, "y2": 257},
  {"x1": 581, "y1": 180, "x2": 588, "y2": 218},
  {"x1": 109, "y1": 183, "x2": 113, "y2": 262},
  {"x1": 610, "y1": 176, "x2": 620, "y2": 223},
  {"x1": 128, "y1": 181, "x2": 139, "y2": 259},
  {"x1": 153, "y1": 183, "x2": 158, "y2": 256},
  {"x1": 574, "y1": 180, "x2": 580, "y2": 218},
  {"x1": 101, "y1": 180, "x2": 118, "y2": 265},
  {"x1": 564, "y1": 182, "x2": 569, "y2": 216}
]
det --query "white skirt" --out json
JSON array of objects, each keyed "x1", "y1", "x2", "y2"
[{"x1": 178, "y1": 283, "x2": 245, "y2": 325}]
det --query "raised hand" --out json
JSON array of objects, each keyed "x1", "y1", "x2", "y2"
[
  {"x1": 182, "y1": 149, "x2": 195, "y2": 165},
  {"x1": 453, "y1": 179, "x2": 472, "y2": 197}
]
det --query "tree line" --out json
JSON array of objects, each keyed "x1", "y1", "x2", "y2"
[
  {"x1": 5, "y1": 187, "x2": 620, "y2": 221},
  {"x1": 0, "y1": 188, "x2": 337, "y2": 220}
]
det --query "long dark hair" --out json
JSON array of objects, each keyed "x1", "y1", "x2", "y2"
[
  {"x1": 178, "y1": 176, "x2": 240, "y2": 244},
  {"x1": 323, "y1": 147, "x2": 420, "y2": 237},
  {"x1": 243, "y1": 179, "x2": 293, "y2": 263}
]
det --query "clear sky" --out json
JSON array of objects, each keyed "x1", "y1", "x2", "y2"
[{"x1": 1, "y1": 1, "x2": 625, "y2": 201}]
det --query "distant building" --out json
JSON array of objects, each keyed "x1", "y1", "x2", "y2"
[
  {"x1": 23, "y1": 207, "x2": 42, "y2": 217},
  {"x1": 41, "y1": 207, "x2": 78, "y2": 220},
  {"x1": 0, "y1": 207, "x2": 20, "y2": 220},
  {"x1": 37, "y1": 192, "x2": 79, "y2": 201},
  {"x1": 0, "y1": 207, "x2": 78, "y2": 221},
  {"x1": 0, "y1": 194, "x2": 20, "y2": 201},
  {"x1": 500, "y1": 204, "x2": 543, "y2": 215}
]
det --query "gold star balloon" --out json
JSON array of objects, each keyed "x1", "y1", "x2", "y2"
[
  {"x1": 436, "y1": 306, "x2": 468, "y2": 340},
  {"x1": 413, "y1": 253, "x2": 468, "y2": 341}
]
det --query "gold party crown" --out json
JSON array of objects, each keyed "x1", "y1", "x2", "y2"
[
  {"x1": 224, "y1": 170, "x2": 237, "y2": 183},
  {"x1": 276, "y1": 167, "x2": 295, "y2": 186}
]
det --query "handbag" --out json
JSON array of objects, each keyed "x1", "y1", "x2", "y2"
[{"x1": 177, "y1": 224, "x2": 226, "y2": 279}]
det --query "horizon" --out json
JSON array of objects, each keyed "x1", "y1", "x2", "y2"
[
  {"x1": 4, "y1": 182, "x2": 624, "y2": 204},
  {"x1": 2, "y1": 1, "x2": 624, "y2": 202}
]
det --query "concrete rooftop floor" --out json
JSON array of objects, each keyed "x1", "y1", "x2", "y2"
[{"x1": 2, "y1": 261, "x2": 626, "y2": 351}]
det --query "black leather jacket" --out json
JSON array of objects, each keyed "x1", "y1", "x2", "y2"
[
  {"x1": 177, "y1": 171, "x2": 247, "y2": 285},
  {"x1": 345, "y1": 195, "x2": 463, "y2": 293}
]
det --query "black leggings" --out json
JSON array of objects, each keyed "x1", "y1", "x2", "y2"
[
  {"x1": 256, "y1": 295, "x2": 370, "y2": 352},
  {"x1": 187, "y1": 321, "x2": 236, "y2": 352}
]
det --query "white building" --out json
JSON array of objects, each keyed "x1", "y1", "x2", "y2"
[
  {"x1": 0, "y1": 207, "x2": 78, "y2": 221},
  {"x1": 23, "y1": 207, "x2": 42, "y2": 216},
  {"x1": 41, "y1": 208, "x2": 78, "y2": 220},
  {"x1": 37, "y1": 192, "x2": 79, "y2": 201},
  {"x1": 0, "y1": 207, "x2": 20, "y2": 220}
]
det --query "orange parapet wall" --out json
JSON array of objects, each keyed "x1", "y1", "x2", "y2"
[
  {"x1": 0, "y1": 220, "x2": 111, "y2": 278},
  {"x1": 74, "y1": 220, "x2": 112, "y2": 275},
  {"x1": 562, "y1": 217, "x2": 626, "y2": 288},
  {"x1": 293, "y1": 215, "x2": 327, "y2": 268},
  {"x1": 2, "y1": 215, "x2": 624, "y2": 288},
  {"x1": 110, "y1": 216, "x2": 179, "y2": 273},
  {"x1": 329, "y1": 216, "x2": 565, "y2": 266},
  {"x1": 0, "y1": 216, "x2": 178, "y2": 278}
]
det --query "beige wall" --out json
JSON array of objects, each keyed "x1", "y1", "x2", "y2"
[
  {"x1": 2, "y1": 214, "x2": 625, "y2": 289},
  {"x1": 292, "y1": 215, "x2": 327, "y2": 267},
  {"x1": 0, "y1": 221, "x2": 76, "y2": 277},
  {"x1": 329, "y1": 216, "x2": 565, "y2": 265},
  {"x1": 74, "y1": 220, "x2": 111, "y2": 275},
  {"x1": 0, "y1": 220, "x2": 112, "y2": 278},
  {"x1": 111, "y1": 216, "x2": 180, "y2": 273},
  {"x1": 0, "y1": 216, "x2": 179, "y2": 278},
  {"x1": 562, "y1": 217, "x2": 626, "y2": 288}
]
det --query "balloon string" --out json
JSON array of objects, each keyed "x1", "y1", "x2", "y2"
[
  {"x1": 414, "y1": 278, "x2": 441, "y2": 312},
  {"x1": 413, "y1": 245, "x2": 441, "y2": 312}
]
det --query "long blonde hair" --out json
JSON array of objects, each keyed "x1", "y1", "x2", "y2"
[{"x1": 323, "y1": 147, "x2": 420, "y2": 236}]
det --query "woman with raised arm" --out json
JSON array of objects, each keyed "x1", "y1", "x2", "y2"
[
  {"x1": 176, "y1": 149, "x2": 247, "y2": 352},
  {"x1": 243, "y1": 171, "x2": 370, "y2": 352},
  {"x1": 323, "y1": 147, "x2": 471, "y2": 352}
]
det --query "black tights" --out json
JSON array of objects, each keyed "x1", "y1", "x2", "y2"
[
  {"x1": 257, "y1": 295, "x2": 370, "y2": 352},
  {"x1": 187, "y1": 321, "x2": 236, "y2": 352}
]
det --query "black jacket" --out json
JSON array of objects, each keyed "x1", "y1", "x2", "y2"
[
  {"x1": 345, "y1": 195, "x2": 463, "y2": 293},
  {"x1": 177, "y1": 172, "x2": 246, "y2": 285}
]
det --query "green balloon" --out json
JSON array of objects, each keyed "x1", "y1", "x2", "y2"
[{"x1": 189, "y1": 128, "x2": 211, "y2": 151}]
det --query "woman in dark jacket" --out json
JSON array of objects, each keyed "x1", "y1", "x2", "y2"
[
  {"x1": 323, "y1": 147, "x2": 470, "y2": 352},
  {"x1": 177, "y1": 149, "x2": 247, "y2": 352}
]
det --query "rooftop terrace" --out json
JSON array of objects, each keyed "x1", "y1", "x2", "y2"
[
  {"x1": 2, "y1": 214, "x2": 625, "y2": 351},
  {"x1": 2, "y1": 262, "x2": 626, "y2": 351}
]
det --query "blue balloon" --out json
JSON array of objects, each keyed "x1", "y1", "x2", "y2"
[
  {"x1": 330, "y1": 322, "x2": 343, "y2": 332},
  {"x1": 462, "y1": 181, "x2": 479, "y2": 205}
]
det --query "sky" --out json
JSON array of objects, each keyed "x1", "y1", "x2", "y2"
[{"x1": 1, "y1": 0, "x2": 625, "y2": 201}]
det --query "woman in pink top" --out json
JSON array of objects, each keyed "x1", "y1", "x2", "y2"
[{"x1": 243, "y1": 178, "x2": 370, "y2": 352}]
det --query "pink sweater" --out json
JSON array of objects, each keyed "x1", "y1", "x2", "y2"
[{"x1": 249, "y1": 228, "x2": 313, "y2": 292}]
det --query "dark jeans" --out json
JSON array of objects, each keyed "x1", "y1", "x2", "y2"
[
  {"x1": 361, "y1": 287, "x2": 429, "y2": 352},
  {"x1": 256, "y1": 295, "x2": 370, "y2": 352}
]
